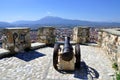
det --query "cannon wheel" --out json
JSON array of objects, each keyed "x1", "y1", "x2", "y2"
[
  {"x1": 75, "y1": 44, "x2": 81, "y2": 69},
  {"x1": 53, "y1": 43, "x2": 60, "y2": 70}
]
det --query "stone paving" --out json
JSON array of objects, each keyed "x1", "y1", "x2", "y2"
[{"x1": 0, "y1": 45, "x2": 115, "y2": 80}]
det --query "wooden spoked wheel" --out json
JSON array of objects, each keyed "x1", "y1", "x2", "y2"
[
  {"x1": 75, "y1": 44, "x2": 81, "y2": 69},
  {"x1": 53, "y1": 43, "x2": 60, "y2": 70}
]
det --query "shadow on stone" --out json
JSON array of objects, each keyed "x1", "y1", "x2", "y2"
[
  {"x1": 15, "y1": 50, "x2": 46, "y2": 62},
  {"x1": 0, "y1": 53, "x2": 15, "y2": 59},
  {"x1": 74, "y1": 61, "x2": 99, "y2": 80},
  {"x1": 53, "y1": 61, "x2": 99, "y2": 80}
]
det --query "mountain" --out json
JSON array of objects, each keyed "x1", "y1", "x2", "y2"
[
  {"x1": 35, "y1": 16, "x2": 95, "y2": 25},
  {"x1": 12, "y1": 16, "x2": 96, "y2": 25},
  {"x1": 1, "y1": 16, "x2": 120, "y2": 28},
  {"x1": 12, "y1": 20, "x2": 34, "y2": 24},
  {"x1": 0, "y1": 22, "x2": 14, "y2": 28}
]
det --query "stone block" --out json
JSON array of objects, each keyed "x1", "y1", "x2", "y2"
[
  {"x1": 37, "y1": 27, "x2": 55, "y2": 45},
  {"x1": 2, "y1": 27, "x2": 31, "y2": 53},
  {"x1": 73, "y1": 27, "x2": 90, "y2": 44},
  {"x1": 98, "y1": 28, "x2": 120, "y2": 71}
]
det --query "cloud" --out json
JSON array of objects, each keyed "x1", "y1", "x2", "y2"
[{"x1": 47, "y1": 11, "x2": 51, "y2": 15}]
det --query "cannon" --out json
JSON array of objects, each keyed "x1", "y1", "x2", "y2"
[{"x1": 53, "y1": 36, "x2": 81, "y2": 71}]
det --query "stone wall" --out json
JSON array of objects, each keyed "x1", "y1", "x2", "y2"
[
  {"x1": 2, "y1": 27, "x2": 31, "y2": 53},
  {"x1": 0, "y1": 29, "x2": 3, "y2": 45},
  {"x1": 37, "y1": 27, "x2": 55, "y2": 45},
  {"x1": 97, "y1": 28, "x2": 120, "y2": 70},
  {"x1": 73, "y1": 27, "x2": 90, "y2": 44}
]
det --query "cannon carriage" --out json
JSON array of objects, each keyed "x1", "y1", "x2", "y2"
[{"x1": 53, "y1": 37, "x2": 81, "y2": 71}]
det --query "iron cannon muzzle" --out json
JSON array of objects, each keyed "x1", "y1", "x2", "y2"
[
  {"x1": 61, "y1": 36, "x2": 74, "y2": 61},
  {"x1": 61, "y1": 51, "x2": 74, "y2": 61}
]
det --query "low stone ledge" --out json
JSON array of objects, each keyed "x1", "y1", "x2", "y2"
[
  {"x1": 31, "y1": 42, "x2": 46, "y2": 50},
  {"x1": 0, "y1": 48, "x2": 10, "y2": 58},
  {"x1": 100, "y1": 28, "x2": 120, "y2": 36},
  {"x1": 56, "y1": 41, "x2": 76, "y2": 45},
  {"x1": 0, "y1": 42, "x2": 46, "y2": 58}
]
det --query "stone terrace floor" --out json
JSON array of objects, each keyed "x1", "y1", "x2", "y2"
[{"x1": 0, "y1": 45, "x2": 115, "y2": 80}]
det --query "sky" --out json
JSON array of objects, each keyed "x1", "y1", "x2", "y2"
[{"x1": 0, "y1": 0, "x2": 120, "y2": 22}]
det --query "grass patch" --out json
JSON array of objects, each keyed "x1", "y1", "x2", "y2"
[
  {"x1": 116, "y1": 72, "x2": 120, "y2": 80},
  {"x1": 112, "y1": 62, "x2": 118, "y2": 71}
]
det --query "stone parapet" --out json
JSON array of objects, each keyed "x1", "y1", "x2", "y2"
[
  {"x1": 37, "y1": 27, "x2": 55, "y2": 45},
  {"x1": 97, "y1": 28, "x2": 120, "y2": 70},
  {"x1": 2, "y1": 27, "x2": 31, "y2": 53},
  {"x1": 73, "y1": 27, "x2": 90, "y2": 44}
]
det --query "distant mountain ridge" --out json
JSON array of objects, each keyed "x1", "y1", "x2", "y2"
[
  {"x1": 0, "y1": 22, "x2": 14, "y2": 28},
  {"x1": 0, "y1": 16, "x2": 120, "y2": 28},
  {"x1": 12, "y1": 16, "x2": 99, "y2": 25}
]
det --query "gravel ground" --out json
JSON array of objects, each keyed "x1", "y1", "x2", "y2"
[{"x1": 0, "y1": 45, "x2": 115, "y2": 80}]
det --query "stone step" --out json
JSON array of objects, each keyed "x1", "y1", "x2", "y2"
[
  {"x1": 31, "y1": 42, "x2": 46, "y2": 50},
  {"x1": 56, "y1": 41, "x2": 76, "y2": 45},
  {"x1": 0, "y1": 42, "x2": 46, "y2": 58},
  {"x1": 0, "y1": 48, "x2": 10, "y2": 58}
]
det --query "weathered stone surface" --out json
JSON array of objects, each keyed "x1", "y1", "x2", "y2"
[
  {"x1": 2, "y1": 27, "x2": 31, "y2": 53},
  {"x1": 73, "y1": 27, "x2": 90, "y2": 44},
  {"x1": 97, "y1": 28, "x2": 120, "y2": 70},
  {"x1": 0, "y1": 45, "x2": 115, "y2": 80},
  {"x1": 37, "y1": 27, "x2": 55, "y2": 45},
  {"x1": 97, "y1": 31, "x2": 103, "y2": 46}
]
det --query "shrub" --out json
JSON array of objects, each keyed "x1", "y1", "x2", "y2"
[
  {"x1": 112, "y1": 62, "x2": 118, "y2": 71},
  {"x1": 116, "y1": 72, "x2": 120, "y2": 80}
]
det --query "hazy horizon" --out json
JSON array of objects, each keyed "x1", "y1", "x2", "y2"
[
  {"x1": 0, "y1": 0, "x2": 120, "y2": 22},
  {"x1": 2, "y1": 16, "x2": 120, "y2": 23}
]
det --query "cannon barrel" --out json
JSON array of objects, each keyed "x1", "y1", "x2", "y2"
[{"x1": 61, "y1": 37, "x2": 74, "y2": 61}]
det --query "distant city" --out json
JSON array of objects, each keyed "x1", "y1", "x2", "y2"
[{"x1": 0, "y1": 27, "x2": 99, "y2": 48}]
